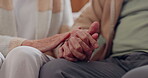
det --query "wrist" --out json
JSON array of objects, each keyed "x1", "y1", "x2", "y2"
[{"x1": 21, "y1": 40, "x2": 33, "y2": 46}]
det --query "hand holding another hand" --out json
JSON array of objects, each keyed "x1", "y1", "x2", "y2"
[{"x1": 58, "y1": 22, "x2": 100, "y2": 61}]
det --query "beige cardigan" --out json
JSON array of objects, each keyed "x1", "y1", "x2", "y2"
[
  {"x1": 72, "y1": 0, "x2": 124, "y2": 61},
  {"x1": 0, "y1": 0, "x2": 73, "y2": 57}
]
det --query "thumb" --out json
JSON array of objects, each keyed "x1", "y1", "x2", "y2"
[
  {"x1": 92, "y1": 33, "x2": 99, "y2": 40},
  {"x1": 51, "y1": 32, "x2": 70, "y2": 50},
  {"x1": 88, "y1": 22, "x2": 100, "y2": 35}
]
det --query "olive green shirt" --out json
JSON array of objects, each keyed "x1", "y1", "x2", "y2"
[{"x1": 112, "y1": 0, "x2": 148, "y2": 56}]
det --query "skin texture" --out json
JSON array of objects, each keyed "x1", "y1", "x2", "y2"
[
  {"x1": 22, "y1": 32, "x2": 70, "y2": 53},
  {"x1": 58, "y1": 22, "x2": 100, "y2": 61},
  {"x1": 21, "y1": 22, "x2": 100, "y2": 61}
]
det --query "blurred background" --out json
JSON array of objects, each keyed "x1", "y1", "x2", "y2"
[
  {"x1": 71, "y1": 0, "x2": 89, "y2": 20},
  {"x1": 71, "y1": 0, "x2": 89, "y2": 12}
]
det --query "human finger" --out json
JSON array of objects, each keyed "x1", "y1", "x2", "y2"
[
  {"x1": 62, "y1": 41, "x2": 77, "y2": 61},
  {"x1": 84, "y1": 31, "x2": 99, "y2": 49},
  {"x1": 58, "y1": 46, "x2": 64, "y2": 58},
  {"x1": 88, "y1": 21, "x2": 100, "y2": 35},
  {"x1": 69, "y1": 37, "x2": 83, "y2": 52},
  {"x1": 76, "y1": 30, "x2": 90, "y2": 45},
  {"x1": 76, "y1": 38, "x2": 93, "y2": 61},
  {"x1": 69, "y1": 39, "x2": 86, "y2": 60}
]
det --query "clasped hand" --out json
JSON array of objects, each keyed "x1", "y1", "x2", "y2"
[{"x1": 58, "y1": 22, "x2": 100, "y2": 61}]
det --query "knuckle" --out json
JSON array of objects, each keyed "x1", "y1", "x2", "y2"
[
  {"x1": 77, "y1": 38, "x2": 82, "y2": 43},
  {"x1": 75, "y1": 46, "x2": 82, "y2": 51},
  {"x1": 82, "y1": 35, "x2": 87, "y2": 41},
  {"x1": 71, "y1": 37, "x2": 75, "y2": 40}
]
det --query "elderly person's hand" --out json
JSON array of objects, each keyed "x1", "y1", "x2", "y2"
[
  {"x1": 58, "y1": 22, "x2": 100, "y2": 61},
  {"x1": 21, "y1": 32, "x2": 70, "y2": 53}
]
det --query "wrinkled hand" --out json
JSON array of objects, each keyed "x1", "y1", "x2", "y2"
[
  {"x1": 22, "y1": 32, "x2": 70, "y2": 53},
  {"x1": 58, "y1": 22, "x2": 100, "y2": 61}
]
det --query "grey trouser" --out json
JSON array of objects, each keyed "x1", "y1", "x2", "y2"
[
  {"x1": 40, "y1": 52, "x2": 148, "y2": 78},
  {"x1": 122, "y1": 65, "x2": 148, "y2": 78}
]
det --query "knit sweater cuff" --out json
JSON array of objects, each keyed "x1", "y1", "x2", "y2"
[{"x1": 9, "y1": 38, "x2": 26, "y2": 51}]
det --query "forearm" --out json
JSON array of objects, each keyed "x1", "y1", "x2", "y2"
[
  {"x1": 22, "y1": 33, "x2": 70, "y2": 53},
  {"x1": 21, "y1": 39, "x2": 46, "y2": 52}
]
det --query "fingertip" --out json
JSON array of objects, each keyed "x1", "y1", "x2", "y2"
[
  {"x1": 91, "y1": 22, "x2": 99, "y2": 28},
  {"x1": 88, "y1": 21, "x2": 100, "y2": 34},
  {"x1": 92, "y1": 33, "x2": 99, "y2": 40},
  {"x1": 93, "y1": 21, "x2": 100, "y2": 25}
]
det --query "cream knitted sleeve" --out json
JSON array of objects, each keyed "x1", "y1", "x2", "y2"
[{"x1": 0, "y1": 36, "x2": 26, "y2": 57}]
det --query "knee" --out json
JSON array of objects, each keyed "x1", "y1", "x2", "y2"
[
  {"x1": 40, "y1": 59, "x2": 71, "y2": 78},
  {"x1": 6, "y1": 46, "x2": 43, "y2": 61},
  {"x1": 41, "y1": 59, "x2": 70, "y2": 72},
  {"x1": 122, "y1": 65, "x2": 148, "y2": 78}
]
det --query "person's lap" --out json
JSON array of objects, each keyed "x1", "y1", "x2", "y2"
[
  {"x1": 122, "y1": 65, "x2": 148, "y2": 78},
  {"x1": 39, "y1": 52, "x2": 148, "y2": 78},
  {"x1": 39, "y1": 59, "x2": 126, "y2": 78}
]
